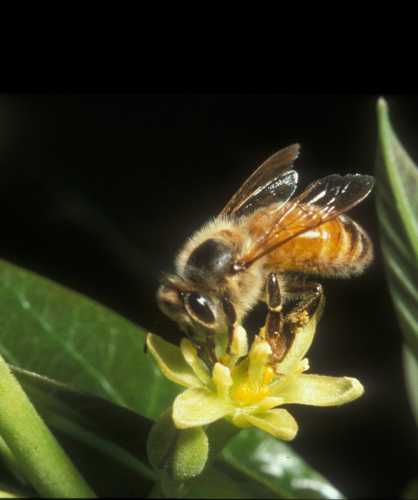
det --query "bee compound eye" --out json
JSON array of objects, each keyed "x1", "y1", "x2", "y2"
[{"x1": 185, "y1": 292, "x2": 215, "y2": 325}]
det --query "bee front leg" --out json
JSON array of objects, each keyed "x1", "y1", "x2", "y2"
[
  {"x1": 221, "y1": 294, "x2": 238, "y2": 354},
  {"x1": 205, "y1": 337, "x2": 217, "y2": 365},
  {"x1": 265, "y1": 272, "x2": 290, "y2": 362},
  {"x1": 221, "y1": 295, "x2": 249, "y2": 364}
]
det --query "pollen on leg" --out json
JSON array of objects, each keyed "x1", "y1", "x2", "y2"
[{"x1": 287, "y1": 309, "x2": 310, "y2": 328}]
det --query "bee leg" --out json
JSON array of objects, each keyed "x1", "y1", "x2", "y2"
[
  {"x1": 265, "y1": 272, "x2": 290, "y2": 361},
  {"x1": 183, "y1": 327, "x2": 214, "y2": 366},
  {"x1": 205, "y1": 337, "x2": 217, "y2": 365},
  {"x1": 285, "y1": 281, "x2": 324, "y2": 328},
  {"x1": 221, "y1": 294, "x2": 238, "y2": 354}
]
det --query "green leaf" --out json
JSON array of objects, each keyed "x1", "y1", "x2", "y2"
[
  {"x1": 403, "y1": 345, "x2": 418, "y2": 426},
  {"x1": 376, "y1": 98, "x2": 418, "y2": 360},
  {"x1": 0, "y1": 259, "x2": 180, "y2": 420},
  {"x1": 10, "y1": 366, "x2": 157, "y2": 496},
  {"x1": 219, "y1": 428, "x2": 344, "y2": 499},
  {"x1": 376, "y1": 98, "x2": 418, "y2": 425},
  {"x1": 187, "y1": 462, "x2": 276, "y2": 499}
]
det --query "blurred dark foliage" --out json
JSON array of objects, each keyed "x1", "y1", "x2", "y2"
[{"x1": 0, "y1": 94, "x2": 416, "y2": 498}]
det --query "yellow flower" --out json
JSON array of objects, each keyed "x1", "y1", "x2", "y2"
[{"x1": 146, "y1": 299, "x2": 364, "y2": 441}]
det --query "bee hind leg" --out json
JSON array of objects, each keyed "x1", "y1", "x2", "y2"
[
  {"x1": 264, "y1": 272, "x2": 291, "y2": 362},
  {"x1": 285, "y1": 281, "x2": 325, "y2": 328}
]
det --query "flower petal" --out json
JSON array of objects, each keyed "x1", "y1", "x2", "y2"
[
  {"x1": 277, "y1": 374, "x2": 364, "y2": 406},
  {"x1": 275, "y1": 296, "x2": 325, "y2": 374},
  {"x1": 234, "y1": 409, "x2": 298, "y2": 441},
  {"x1": 255, "y1": 396, "x2": 284, "y2": 412},
  {"x1": 180, "y1": 338, "x2": 211, "y2": 385},
  {"x1": 173, "y1": 388, "x2": 232, "y2": 428},
  {"x1": 147, "y1": 333, "x2": 201, "y2": 388}
]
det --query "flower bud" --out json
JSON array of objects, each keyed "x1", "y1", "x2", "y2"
[
  {"x1": 171, "y1": 426, "x2": 209, "y2": 482},
  {"x1": 147, "y1": 408, "x2": 209, "y2": 497},
  {"x1": 147, "y1": 408, "x2": 178, "y2": 472}
]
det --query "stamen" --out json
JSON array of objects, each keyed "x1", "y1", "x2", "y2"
[
  {"x1": 212, "y1": 362, "x2": 233, "y2": 400},
  {"x1": 230, "y1": 325, "x2": 248, "y2": 357},
  {"x1": 248, "y1": 339, "x2": 272, "y2": 391},
  {"x1": 231, "y1": 380, "x2": 269, "y2": 404}
]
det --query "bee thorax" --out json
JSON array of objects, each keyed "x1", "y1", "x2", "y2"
[{"x1": 184, "y1": 238, "x2": 234, "y2": 282}]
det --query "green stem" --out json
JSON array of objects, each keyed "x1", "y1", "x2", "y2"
[{"x1": 0, "y1": 356, "x2": 95, "y2": 498}]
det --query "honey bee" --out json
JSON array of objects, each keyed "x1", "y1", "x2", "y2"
[{"x1": 158, "y1": 144, "x2": 374, "y2": 364}]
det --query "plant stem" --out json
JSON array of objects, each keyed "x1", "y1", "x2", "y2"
[{"x1": 0, "y1": 355, "x2": 95, "y2": 498}]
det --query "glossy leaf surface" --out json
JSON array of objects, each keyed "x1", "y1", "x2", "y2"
[
  {"x1": 376, "y1": 98, "x2": 418, "y2": 424},
  {"x1": 220, "y1": 428, "x2": 343, "y2": 499},
  {"x1": 0, "y1": 259, "x2": 179, "y2": 420},
  {"x1": 376, "y1": 98, "x2": 418, "y2": 359}
]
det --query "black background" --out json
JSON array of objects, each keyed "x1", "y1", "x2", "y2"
[{"x1": 0, "y1": 94, "x2": 416, "y2": 498}]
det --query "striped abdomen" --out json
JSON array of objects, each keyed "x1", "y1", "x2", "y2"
[{"x1": 264, "y1": 213, "x2": 373, "y2": 277}]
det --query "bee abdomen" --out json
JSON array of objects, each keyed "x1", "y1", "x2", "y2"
[{"x1": 336, "y1": 215, "x2": 373, "y2": 275}]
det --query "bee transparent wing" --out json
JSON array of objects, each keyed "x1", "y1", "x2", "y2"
[
  {"x1": 239, "y1": 173, "x2": 375, "y2": 268},
  {"x1": 219, "y1": 144, "x2": 300, "y2": 218}
]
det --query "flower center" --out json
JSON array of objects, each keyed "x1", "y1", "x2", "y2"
[{"x1": 231, "y1": 366, "x2": 274, "y2": 405}]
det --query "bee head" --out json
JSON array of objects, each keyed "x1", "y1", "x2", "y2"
[{"x1": 157, "y1": 275, "x2": 226, "y2": 335}]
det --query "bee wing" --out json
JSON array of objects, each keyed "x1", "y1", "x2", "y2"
[
  {"x1": 219, "y1": 144, "x2": 300, "y2": 218},
  {"x1": 238, "y1": 173, "x2": 375, "y2": 268}
]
